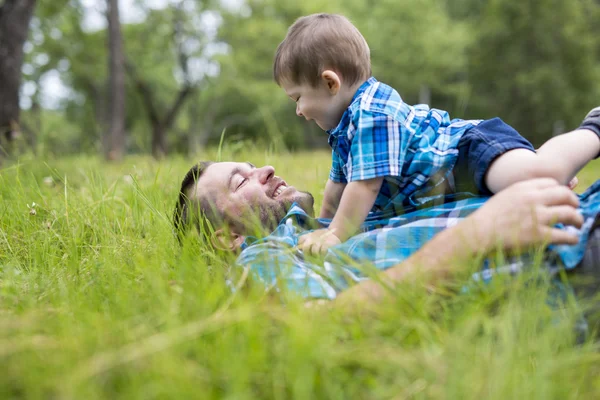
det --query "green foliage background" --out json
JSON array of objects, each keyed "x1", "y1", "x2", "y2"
[{"x1": 17, "y1": 0, "x2": 600, "y2": 156}]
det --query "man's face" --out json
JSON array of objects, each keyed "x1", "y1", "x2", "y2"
[
  {"x1": 281, "y1": 79, "x2": 347, "y2": 131},
  {"x1": 190, "y1": 162, "x2": 314, "y2": 234}
]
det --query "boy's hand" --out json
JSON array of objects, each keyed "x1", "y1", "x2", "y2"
[{"x1": 298, "y1": 228, "x2": 342, "y2": 256}]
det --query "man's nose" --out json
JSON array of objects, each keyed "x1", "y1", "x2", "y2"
[{"x1": 254, "y1": 165, "x2": 275, "y2": 184}]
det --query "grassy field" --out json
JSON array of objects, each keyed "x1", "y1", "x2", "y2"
[{"x1": 1, "y1": 148, "x2": 599, "y2": 399}]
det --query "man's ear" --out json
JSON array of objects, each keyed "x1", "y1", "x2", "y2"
[
  {"x1": 211, "y1": 228, "x2": 246, "y2": 252},
  {"x1": 321, "y1": 70, "x2": 341, "y2": 95}
]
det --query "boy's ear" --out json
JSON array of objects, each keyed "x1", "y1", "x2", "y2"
[
  {"x1": 321, "y1": 70, "x2": 341, "y2": 95},
  {"x1": 211, "y1": 228, "x2": 246, "y2": 252}
]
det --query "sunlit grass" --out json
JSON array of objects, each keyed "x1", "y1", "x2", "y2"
[{"x1": 0, "y1": 149, "x2": 599, "y2": 399}]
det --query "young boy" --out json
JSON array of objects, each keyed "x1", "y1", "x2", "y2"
[{"x1": 273, "y1": 13, "x2": 600, "y2": 256}]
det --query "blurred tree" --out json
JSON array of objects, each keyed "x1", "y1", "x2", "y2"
[
  {"x1": 0, "y1": 0, "x2": 37, "y2": 159},
  {"x1": 23, "y1": 1, "x2": 109, "y2": 153},
  {"x1": 215, "y1": 0, "x2": 344, "y2": 150},
  {"x1": 124, "y1": 7, "x2": 188, "y2": 158},
  {"x1": 20, "y1": 0, "x2": 220, "y2": 157},
  {"x1": 445, "y1": 0, "x2": 489, "y2": 19},
  {"x1": 466, "y1": 0, "x2": 599, "y2": 145},
  {"x1": 126, "y1": 60, "x2": 195, "y2": 159},
  {"x1": 122, "y1": 1, "x2": 219, "y2": 158},
  {"x1": 214, "y1": 0, "x2": 472, "y2": 148},
  {"x1": 14, "y1": 0, "x2": 600, "y2": 156},
  {"x1": 105, "y1": 0, "x2": 125, "y2": 160},
  {"x1": 347, "y1": 0, "x2": 471, "y2": 112}
]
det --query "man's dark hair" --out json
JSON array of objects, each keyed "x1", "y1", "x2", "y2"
[{"x1": 173, "y1": 161, "x2": 214, "y2": 244}]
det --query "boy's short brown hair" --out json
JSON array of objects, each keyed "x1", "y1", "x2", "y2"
[{"x1": 273, "y1": 13, "x2": 371, "y2": 88}]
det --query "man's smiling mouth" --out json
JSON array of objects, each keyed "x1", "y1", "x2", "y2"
[{"x1": 272, "y1": 183, "x2": 288, "y2": 198}]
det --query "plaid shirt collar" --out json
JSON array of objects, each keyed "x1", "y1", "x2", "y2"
[
  {"x1": 327, "y1": 77, "x2": 378, "y2": 146},
  {"x1": 240, "y1": 203, "x2": 322, "y2": 251}
]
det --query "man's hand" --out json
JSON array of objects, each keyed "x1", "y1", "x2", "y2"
[
  {"x1": 298, "y1": 228, "x2": 342, "y2": 256},
  {"x1": 469, "y1": 177, "x2": 584, "y2": 253},
  {"x1": 335, "y1": 177, "x2": 586, "y2": 309}
]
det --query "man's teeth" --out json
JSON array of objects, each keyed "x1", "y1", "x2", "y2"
[{"x1": 273, "y1": 185, "x2": 287, "y2": 197}]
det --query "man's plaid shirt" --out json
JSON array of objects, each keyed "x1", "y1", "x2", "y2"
[
  {"x1": 235, "y1": 180, "x2": 600, "y2": 300},
  {"x1": 328, "y1": 77, "x2": 482, "y2": 211}
]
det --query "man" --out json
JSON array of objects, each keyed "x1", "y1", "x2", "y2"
[{"x1": 173, "y1": 161, "x2": 600, "y2": 308}]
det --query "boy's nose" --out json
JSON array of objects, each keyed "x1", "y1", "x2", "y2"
[{"x1": 296, "y1": 104, "x2": 303, "y2": 117}]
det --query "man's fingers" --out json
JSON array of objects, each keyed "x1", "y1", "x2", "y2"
[
  {"x1": 526, "y1": 177, "x2": 562, "y2": 190},
  {"x1": 544, "y1": 227, "x2": 580, "y2": 245},
  {"x1": 539, "y1": 186, "x2": 580, "y2": 208},
  {"x1": 541, "y1": 205, "x2": 584, "y2": 228}
]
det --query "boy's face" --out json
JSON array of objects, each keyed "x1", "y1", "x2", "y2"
[{"x1": 281, "y1": 71, "x2": 350, "y2": 131}]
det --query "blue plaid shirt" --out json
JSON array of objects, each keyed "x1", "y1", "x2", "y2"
[
  {"x1": 328, "y1": 77, "x2": 482, "y2": 211},
  {"x1": 236, "y1": 180, "x2": 600, "y2": 300}
]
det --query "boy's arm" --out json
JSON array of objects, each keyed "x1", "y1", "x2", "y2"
[
  {"x1": 485, "y1": 129, "x2": 600, "y2": 193},
  {"x1": 329, "y1": 177, "x2": 384, "y2": 242},
  {"x1": 319, "y1": 179, "x2": 346, "y2": 219},
  {"x1": 298, "y1": 177, "x2": 383, "y2": 256}
]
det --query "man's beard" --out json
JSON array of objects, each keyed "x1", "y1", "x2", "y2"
[{"x1": 231, "y1": 190, "x2": 314, "y2": 235}]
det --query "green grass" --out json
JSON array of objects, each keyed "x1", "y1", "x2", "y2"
[{"x1": 1, "y1": 149, "x2": 599, "y2": 399}]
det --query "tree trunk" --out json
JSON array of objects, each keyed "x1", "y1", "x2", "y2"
[
  {"x1": 151, "y1": 124, "x2": 166, "y2": 159},
  {"x1": 189, "y1": 98, "x2": 215, "y2": 155},
  {"x1": 126, "y1": 60, "x2": 194, "y2": 159},
  {"x1": 105, "y1": 0, "x2": 125, "y2": 161},
  {"x1": 0, "y1": 0, "x2": 37, "y2": 159},
  {"x1": 87, "y1": 82, "x2": 106, "y2": 149}
]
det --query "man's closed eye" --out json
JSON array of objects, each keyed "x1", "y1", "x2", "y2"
[{"x1": 237, "y1": 178, "x2": 248, "y2": 190}]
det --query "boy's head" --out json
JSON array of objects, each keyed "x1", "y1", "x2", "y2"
[
  {"x1": 274, "y1": 13, "x2": 372, "y2": 131},
  {"x1": 274, "y1": 13, "x2": 371, "y2": 88}
]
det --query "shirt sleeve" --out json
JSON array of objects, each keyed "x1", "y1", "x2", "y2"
[
  {"x1": 346, "y1": 107, "x2": 408, "y2": 182},
  {"x1": 329, "y1": 149, "x2": 348, "y2": 183}
]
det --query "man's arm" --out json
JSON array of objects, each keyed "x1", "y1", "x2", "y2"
[
  {"x1": 334, "y1": 178, "x2": 584, "y2": 308},
  {"x1": 319, "y1": 179, "x2": 347, "y2": 219}
]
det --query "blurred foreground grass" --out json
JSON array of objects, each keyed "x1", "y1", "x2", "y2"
[{"x1": 1, "y1": 149, "x2": 599, "y2": 399}]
